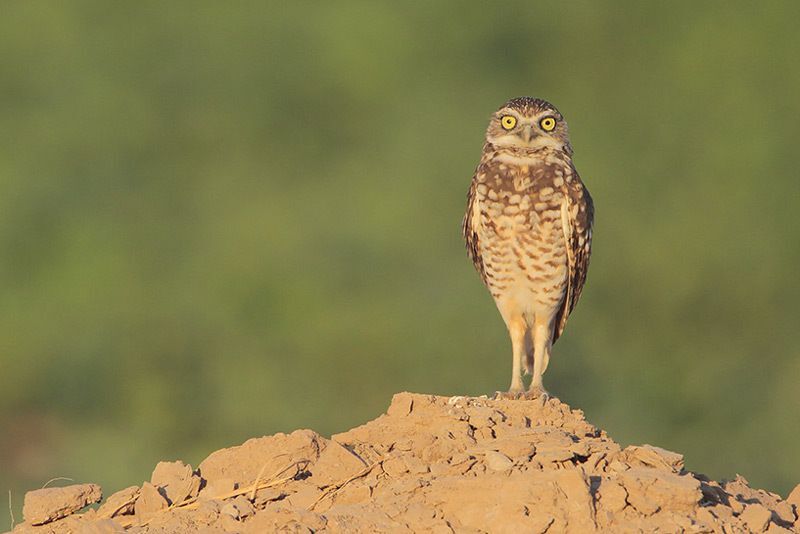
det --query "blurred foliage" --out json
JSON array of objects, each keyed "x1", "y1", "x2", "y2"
[{"x1": 1, "y1": 0, "x2": 799, "y2": 520}]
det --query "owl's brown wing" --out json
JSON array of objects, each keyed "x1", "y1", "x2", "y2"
[
  {"x1": 554, "y1": 172, "x2": 594, "y2": 342},
  {"x1": 462, "y1": 171, "x2": 486, "y2": 284}
]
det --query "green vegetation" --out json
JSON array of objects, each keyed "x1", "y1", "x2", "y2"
[{"x1": 1, "y1": 1, "x2": 798, "y2": 518}]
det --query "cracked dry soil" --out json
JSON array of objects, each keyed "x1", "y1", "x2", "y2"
[{"x1": 11, "y1": 393, "x2": 800, "y2": 533}]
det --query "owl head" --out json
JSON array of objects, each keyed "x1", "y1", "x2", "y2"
[{"x1": 485, "y1": 97, "x2": 572, "y2": 154}]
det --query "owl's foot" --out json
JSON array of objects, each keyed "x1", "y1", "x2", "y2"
[
  {"x1": 493, "y1": 388, "x2": 526, "y2": 400},
  {"x1": 525, "y1": 385, "x2": 551, "y2": 401}
]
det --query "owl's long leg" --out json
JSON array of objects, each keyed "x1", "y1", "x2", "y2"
[
  {"x1": 523, "y1": 330, "x2": 534, "y2": 375},
  {"x1": 507, "y1": 317, "x2": 527, "y2": 394},
  {"x1": 529, "y1": 317, "x2": 553, "y2": 398}
]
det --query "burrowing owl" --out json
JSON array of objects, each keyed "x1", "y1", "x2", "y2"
[{"x1": 462, "y1": 97, "x2": 593, "y2": 398}]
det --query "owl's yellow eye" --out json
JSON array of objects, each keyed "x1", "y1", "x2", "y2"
[
  {"x1": 540, "y1": 117, "x2": 557, "y2": 131},
  {"x1": 500, "y1": 115, "x2": 517, "y2": 130}
]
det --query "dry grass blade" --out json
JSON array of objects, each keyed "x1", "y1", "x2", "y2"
[
  {"x1": 8, "y1": 490, "x2": 14, "y2": 531},
  {"x1": 308, "y1": 459, "x2": 383, "y2": 511},
  {"x1": 41, "y1": 477, "x2": 74, "y2": 488}
]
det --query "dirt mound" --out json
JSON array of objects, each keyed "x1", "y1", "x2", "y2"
[{"x1": 11, "y1": 393, "x2": 800, "y2": 533}]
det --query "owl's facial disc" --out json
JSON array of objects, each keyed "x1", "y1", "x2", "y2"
[{"x1": 486, "y1": 108, "x2": 567, "y2": 152}]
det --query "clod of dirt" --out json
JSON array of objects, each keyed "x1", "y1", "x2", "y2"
[
  {"x1": 21, "y1": 483, "x2": 101, "y2": 525},
  {"x1": 11, "y1": 393, "x2": 800, "y2": 533},
  {"x1": 740, "y1": 503, "x2": 773, "y2": 532},
  {"x1": 620, "y1": 444, "x2": 685, "y2": 472},
  {"x1": 96, "y1": 486, "x2": 139, "y2": 518},
  {"x1": 150, "y1": 460, "x2": 200, "y2": 505},
  {"x1": 133, "y1": 482, "x2": 167, "y2": 518},
  {"x1": 483, "y1": 450, "x2": 513, "y2": 472},
  {"x1": 789, "y1": 483, "x2": 800, "y2": 507}
]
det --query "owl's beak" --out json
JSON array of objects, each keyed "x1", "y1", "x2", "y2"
[{"x1": 522, "y1": 124, "x2": 533, "y2": 143}]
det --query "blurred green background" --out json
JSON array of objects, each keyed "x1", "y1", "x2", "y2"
[{"x1": 2, "y1": 1, "x2": 799, "y2": 521}]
